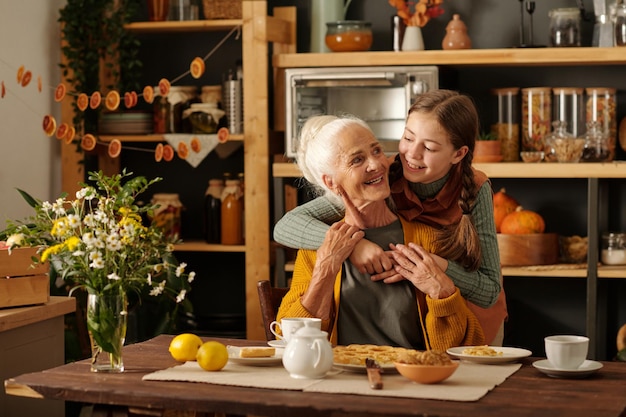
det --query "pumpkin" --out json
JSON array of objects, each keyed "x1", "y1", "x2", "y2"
[
  {"x1": 493, "y1": 188, "x2": 519, "y2": 233},
  {"x1": 500, "y1": 206, "x2": 546, "y2": 234}
]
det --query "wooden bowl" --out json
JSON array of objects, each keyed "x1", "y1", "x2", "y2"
[
  {"x1": 497, "y1": 233, "x2": 560, "y2": 266},
  {"x1": 394, "y1": 361, "x2": 459, "y2": 384}
]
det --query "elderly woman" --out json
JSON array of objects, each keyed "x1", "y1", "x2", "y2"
[{"x1": 276, "y1": 115, "x2": 484, "y2": 350}]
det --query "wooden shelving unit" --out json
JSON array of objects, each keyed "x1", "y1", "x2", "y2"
[
  {"x1": 272, "y1": 47, "x2": 626, "y2": 358},
  {"x1": 60, "y1": 4, "x2": 296, "y2": 340}
]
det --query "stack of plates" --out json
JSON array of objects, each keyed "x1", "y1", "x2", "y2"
[{"x1": 99, "y1": 112, "x2": 153, "y2": 135}]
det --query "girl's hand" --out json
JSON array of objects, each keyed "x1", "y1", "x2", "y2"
[
  {"x1": 349, "y1": 239, "x2": 395, "y2": 274},
  {"x1": 389, "y1": 242, "x2": 456, "y2": 299}
]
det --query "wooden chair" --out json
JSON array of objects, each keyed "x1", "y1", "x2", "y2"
[{"x1": 256, "y1": 280, "x2": 289, "y2": 341}]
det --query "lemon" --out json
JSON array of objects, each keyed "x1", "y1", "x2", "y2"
[
  {"x1": 168, "y1": 333, "x2": 203, "y2": 362},
  {"x1": 196, "y1": 341, "x2": 229, "y2": 371}
]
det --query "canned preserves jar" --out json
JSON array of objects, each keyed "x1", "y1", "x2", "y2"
[{"x1": 151, "y1": 193, "x2": 183, "y2": 241}]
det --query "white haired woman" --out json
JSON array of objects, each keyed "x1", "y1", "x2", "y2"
[{"x1": 276, "y1": 114, "x2": 484, "y2": 350}]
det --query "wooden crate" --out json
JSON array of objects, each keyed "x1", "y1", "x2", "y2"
[{"x1": 0, "y1": 247, "x2": 49, "y2": 308}]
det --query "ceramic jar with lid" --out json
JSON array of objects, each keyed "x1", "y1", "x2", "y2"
[
  {"x1": 548, "y1": 8, "x2": 581, "y2": 47},
  {"x1": 601, "y1": 232, "x2": 626, "y2": 265},
  {"x1": 491, "y1": 87, "x2": 520, "y2": 161},
  {"x1": 442, "y1": 14, "x2": 472, "y2": 50},
  {"x1": 521, "y1": 87, "x2": 552, "y2": 153},
  {"x1": 585, "y1": 87, "x2": 616, "y2": 161},
  {"x1": 581, "y1": 121, "x2": 611, "y2": 162}
]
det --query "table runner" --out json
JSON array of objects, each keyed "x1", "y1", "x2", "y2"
[{"x1": 143, "y1": 361, "x2": 522, "y2": 402}]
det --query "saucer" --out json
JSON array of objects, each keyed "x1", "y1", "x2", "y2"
[
  {"x1": 532, "y1": 359, "x2": 603, "y2": 378},
  {"x1": 267, "y1": 339, "x2": 287, "y2": 348}
]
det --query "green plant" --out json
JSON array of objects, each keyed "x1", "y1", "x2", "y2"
[
  {"x1": 478, "y1": 131, "x2": 498, "y2": 141},
  {"x1": 58, "y1": 0, "x2": 142, "y2": 137},
  {"x1": 2, "y1": 170, "x2": 193, "y2": 333}
]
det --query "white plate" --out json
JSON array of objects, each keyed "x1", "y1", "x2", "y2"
[
  {"x1": 446, "y1": 346, "x2": 532, "y2": 364},
  {"x1": 267, "y1": 339, "x2": 287, "y2": 348},
  {"x1": 333, "y1": 362, "x2": 398, "y2": 374},
  {"x1": 532, "y1": 359, "x2": 603, "y2": 378},
  {"x1": 227, "y1": 346, "x2": 283, "y2": 366}
]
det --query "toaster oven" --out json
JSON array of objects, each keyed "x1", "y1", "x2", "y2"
[{"x1": 284, "y1": 65, "x2": 439, "y2": 157}]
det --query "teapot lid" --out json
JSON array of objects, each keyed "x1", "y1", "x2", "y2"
[{"x1": 293, "y1": 325, "x2": 327, "y2": 338}]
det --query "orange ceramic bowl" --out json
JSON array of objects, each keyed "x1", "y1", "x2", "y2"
[{"x1": 394, "y1": 361, "x2": 460, "y2": 384}]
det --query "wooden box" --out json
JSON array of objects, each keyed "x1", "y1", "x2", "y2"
[
  {"x1": 0, "y1": 247, "x2": 49, "y2": 308},
  {"x1": 497, "y1": 233, "x2": 560, "y2": 266}
]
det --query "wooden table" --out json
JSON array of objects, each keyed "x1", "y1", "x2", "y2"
[{"x1": 5, "y1": 334, "x2": 626, "y2": 417}]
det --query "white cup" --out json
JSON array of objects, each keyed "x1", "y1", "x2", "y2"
[
  {"x1": 544, "y1": 335, "x2": 589, "y2": 369},
  {"x1": 269, "y1": 317, "x2": 321, "y2": 342}
]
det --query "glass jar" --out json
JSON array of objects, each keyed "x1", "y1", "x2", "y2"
[
  {"x1": 490, "y1": 87, "x2": 520, "y2": 162},
  {"x1": 167, "y1": 86, "x2": 199, "y2": 133},
  {"x1": 546, "y1": 121, "x2": 585, "y2": 163},
  {"x1": 549, "y1": 8, "x2": 581, "y2": 47},
  {"x1": 585, "y1": 87, "x2": 616, "y2": 161},
  {"x1": 151, "y1": 193, "x2": 183, "y2": 241},
  {"x1": 521, "y1": 87, "x2": 552, "y2": 153},
  {"x1": 221, "y1": 179, "x2": 244, "y2": 245},
  {"x1": 325, "y1": 21, "x2": 373, "y2": 52},
  {"x1": 601, "y1": 232, "x2": 626, "y2": 265},
  {"x1": 552, "y1": 87, "x2": 584, "y2": 139},
  {"x1": 187, "y1": 102, "x2": 225, "y2": 134},
  {"x1": 204, "y1": 179, "x2": 224, "y2": 244},
  {"x1": 581, "y1": 121, "x2": 611, "y2": 162}
]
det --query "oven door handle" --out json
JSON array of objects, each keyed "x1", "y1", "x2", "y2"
[{"x1": 293, "y1": 72, "x2": 407, "y2": 86}]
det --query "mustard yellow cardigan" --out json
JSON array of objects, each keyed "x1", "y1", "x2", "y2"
[{"x1": 277, "y1": 217, "x2": 485, "y2": 349}]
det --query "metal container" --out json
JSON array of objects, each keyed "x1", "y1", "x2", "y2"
[{"x1": 223, "y1": 80, "x2": 243, "y2": 134}]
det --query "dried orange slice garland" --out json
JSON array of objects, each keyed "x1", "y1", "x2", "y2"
[
  {"x1": 81, "y1": 134, "x2": 97, "y2": 151},
  {"x1": 55, "y1": 123, "x2": 69, "y2": 140},
  {"x1": 143, "y1": 85, "x2": 155, "y2": 104},
  {"x1": 42, "y1": 115, "x2": 56, "y2": 137},
  {"x1": 107, "y1": 139, "x2": 122, "y2": 158},
  {"x1": 190, "y1": 57, "x2": 206, "y2": 79},
  {"x1": 190, "y1": 137, "x2": 201, "y2": 153},
  {"x1": 178, "y1": 141, "x2": 189, "y2": 159},
  {"x1": 105, "y1": 91, "x2": 120, "y2": 111},
  {"x1": 217, "y1": 127, "x2": 229, "y2": 143},
  {"x1": 158, "y1": 78, "x2": 171, "y2": 96},
  {"x1": 89, "y1": 91, "x2": 101, "y2": 109},
  {"x1": 162, "y1": 144, "x2": 175, "y2": 162},
  {"x1": 77, "y1": 93, "x2": 89, "y2": 111},
  {"x1": 54, "y1": 83, "x2": 67, "y2": 102}
]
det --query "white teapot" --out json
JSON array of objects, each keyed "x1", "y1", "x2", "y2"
[{"x1": 282, "y1": 323, "x2": 333, "y2": 379}]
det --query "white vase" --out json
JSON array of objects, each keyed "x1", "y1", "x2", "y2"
[{"x1": 401, "y1": 25, "x2": 425, "y2": 51}]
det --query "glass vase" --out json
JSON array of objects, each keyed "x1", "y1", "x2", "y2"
[{"x1": 87, "y1": 287, "x2": 128, "y2": 373}]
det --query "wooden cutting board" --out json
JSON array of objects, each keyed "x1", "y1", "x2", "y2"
[{"x1": 497, "y1": 233, "x2": 560, "y2": 266}]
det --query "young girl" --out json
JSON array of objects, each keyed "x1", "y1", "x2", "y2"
[{"x1": 274, "y1": 89, "x2": 507, "y2": 345}]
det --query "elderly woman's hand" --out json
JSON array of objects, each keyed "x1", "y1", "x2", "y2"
[
  {"x1": 388, "y1": 242, "x2": 456, "y2": 300},
  {"x1": 316, "y1": 222, "x2": 365, "y2": 274},
  {"x1": 349, "y1": 239, "x2": 396, "y2": 275}
]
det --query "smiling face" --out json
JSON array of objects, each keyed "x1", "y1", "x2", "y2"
[
  {"x1": 398, "y1": 111, "x2": 468, "y2": 184},
  {"x1": 323, "y1": 124, "x2": 390, "y2": 210}
]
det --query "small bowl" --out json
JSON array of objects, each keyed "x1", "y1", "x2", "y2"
[
  {"x1": 325, "y1": 21, "x2": 373, "y2": 52},
  {"x1": 394, "y1": 361, "x2": 459, "y2": 384},
  {"x1": 520, "y1": 151, "x2": 545, "y2": 163}
]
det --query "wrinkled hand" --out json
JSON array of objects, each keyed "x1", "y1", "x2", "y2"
[
  {"x1": 388, "y1": 242, "x2": 456, "y2": 299},
  {"x1": 316, "y1": 222, "x2": 365, "y2": 273},
  {"x1": 349, "y1": 239, "x2": 396, "y2": 275}
]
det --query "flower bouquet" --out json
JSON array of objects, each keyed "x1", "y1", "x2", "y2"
[
  {"x1": 389, "y1": 0, "x2": 445, "y2": 27},
  {"x1": 2, "y1": 169, "x2": 195, "y2": 372}
]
